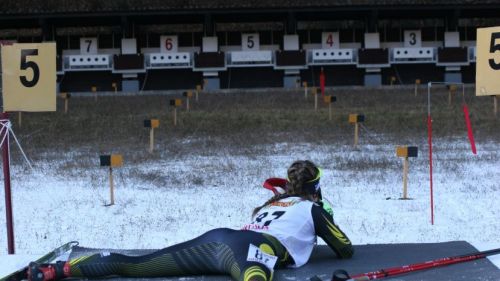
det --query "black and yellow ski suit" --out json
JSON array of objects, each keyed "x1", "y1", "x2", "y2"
[{"x1": 66, "y1": 201, "x2": 353, "y2": 281}]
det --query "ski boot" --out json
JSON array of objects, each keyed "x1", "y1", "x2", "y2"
[{"x1": 27, "y1": 261, "x2": 70, "y2": 281}]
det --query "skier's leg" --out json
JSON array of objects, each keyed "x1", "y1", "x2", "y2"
[
  {"x1": 28, "y1": 228, "x2": 291, "y2": 281},
  {"x1": 69, "y1": 228, "x2": 237, "y2": 278}
]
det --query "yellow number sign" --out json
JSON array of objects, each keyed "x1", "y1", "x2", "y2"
[
  {"x1": 1, "y1": 43, "x2": 56, "y2": 111},
  {"x1": 476, "y1": 26, "x2": 500, "y2": 96}
]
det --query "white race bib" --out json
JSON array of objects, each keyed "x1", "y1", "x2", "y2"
[{"x1": 246, "y1": 244, "x2": 278, "y2": 270}]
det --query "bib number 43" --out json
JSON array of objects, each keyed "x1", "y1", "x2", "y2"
[{"x1": 253, "y1": 211, "x2": 285, "y2": 227}]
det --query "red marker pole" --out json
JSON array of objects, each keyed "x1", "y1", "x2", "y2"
[
  {"x1": 319, "y1": 68, "x2": 325, "y2": 97},
  {"x1": 461, "y1": 86, "x2": 477, "y2": 155},
  {"x1": 462, "y1": 104, "x2": 477, "y2": 154},
  {"x1": 337, "y1": 248, "x2": 500, "y2": 281},
  {"x1": 1, "y1": 112, "x2": 15, "y2": 254}
]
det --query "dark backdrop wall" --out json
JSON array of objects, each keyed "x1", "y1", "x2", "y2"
[
  {"x1": 219, "y1": 67, "x2": 283, "y2": 89},
  {"x1": 139, "y1": 69, "x2": 203, "y2": 90},
  {"x1": 383, "y1": 64, "x2": 445, "y2": 85},
  {"x1": 301, "y1": 66, "x2": 365, "y2": 87},
  {"x1": 59, "y1": 71, "x2": 122, "y2": 92}
]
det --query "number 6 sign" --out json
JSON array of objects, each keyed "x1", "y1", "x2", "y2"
[
  {"x1": 1, "y1": 43, "x2": 56, "y2": 111},
  {"x1": 160, "y1": 35, "x2": 178, "y2": 53},
  {"x1": 476, "y1": 26, "x2": 500, "y2": 96}
]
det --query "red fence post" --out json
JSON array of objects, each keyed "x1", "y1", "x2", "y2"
[{"x1": 1, "y1": 112, "x2": 15, "y2": 254}]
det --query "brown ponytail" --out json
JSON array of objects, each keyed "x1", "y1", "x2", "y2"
[
  {"x1": 252, "y1": 160, "x2": 319, "y2": 218},
  {"x1": 252, "y1": 193, "x2": 291, "y2": 217}
]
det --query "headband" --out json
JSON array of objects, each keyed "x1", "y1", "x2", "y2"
[{"x1": 287, "y1": 167, "x2": 323, "y2": 195}]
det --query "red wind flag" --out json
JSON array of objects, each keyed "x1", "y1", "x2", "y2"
[{"x1": 462, "y1": 104, "x2": 477, "y2": 154}]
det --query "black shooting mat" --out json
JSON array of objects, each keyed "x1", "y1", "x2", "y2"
[{"x1": 68, "y1": 241, "x2": 499, "y2": 281}]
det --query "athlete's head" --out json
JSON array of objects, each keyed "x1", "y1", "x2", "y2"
[
  {"x1": 253, "y1": 160, "x2": 322, "y2": 217},
  {"x1": 286, "y1": 160, "x2": 322, "y2": 201}
]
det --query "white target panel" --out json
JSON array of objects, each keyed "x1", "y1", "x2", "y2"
[
  {"x1": 230, "y1": 50, "x2": 272, "y2": 63},
  {"x1": 202, "y1": 37, "x2": 218, "y2": 52},
  {"x1": 364, "y1": 33, "x2": 380, "y2": 49},
  {"x1": 312, "y1": 48, "x2": 353, "y2": 62},
  {"x1": 393, "y1": 47, "x2": 434, "y2": 60},
  {"x1": 160, "y1": 35, "x2": 178, "y2": 53},
  {"x1": 80, "y1": 37, "x2": 98, "y2": 54},
  {"x1": 284, "y1": 35, "x2": 299, "y2": 51},
  {"x1": 322, "y1": 32, "x2": 340, "y2": 49},
  {"x1": 404, "y1": 30, "x2": 422, "y2": 47},
  {"x1": 68, "y1": 55, "x2": 109, "y2": 66},
  {"x1": 242, "y1": 33, "x2": 260, "y2": 51},
  {"x1": 444, "y1": 32, "x2": 460, "y2": 47},
  {"x1": 121, "y1": 38, "x2": 137, "y2": 54},
  {"x1": 149, "y1": 52, "x2": 190, "y2": 65}
]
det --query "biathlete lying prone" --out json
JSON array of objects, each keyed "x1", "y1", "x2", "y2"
[{"x1": 28, "y1": 160, "x2": 354, "y2": 281}]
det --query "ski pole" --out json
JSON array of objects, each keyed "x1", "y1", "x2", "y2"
[{"x1": 330, "y1": 248, "x2": 500, "y2": 281}]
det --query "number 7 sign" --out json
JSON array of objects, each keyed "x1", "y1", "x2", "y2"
[
  {"x1": 1, "y1": 43, "x2": 56, "y2": 111},
  {"x1": 476, "y1": 26, "x2": 500, "y2": 96}
]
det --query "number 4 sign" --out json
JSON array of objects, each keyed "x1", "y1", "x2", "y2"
[
  {"x1": 1, "y1": 43, "x2": 56, "y2": 112},
  {"x1": 476, "y1": 26, "x2": 500, "y2": 96},
  {"x1": 322, "y1": 32, "x2": 339, "y2": 49}
]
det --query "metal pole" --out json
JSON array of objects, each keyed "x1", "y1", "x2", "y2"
[
  {"x1": 1, "y1": 112, "x2": 15, "y2": 254},
  {"x1": 149, "y1": 128, "x2": 154, "y2": 153},
  {"x1": 329, "y1": 103, "x2": 332, "y2": 121},
  {"x1": 494, "y1": 96, "x2": 498, "y2": 117},
  {"x1": 402, "y1": 157, "x2": 409, "y2": 199},
  {"x1": 426, "y1": 81, "x2": 464, "y2": 225},
  {"x1": 427, "y1": 83, "x2": 433, "y2": 225},
  {"x1": 109, "y1": 167, "x2": 114, "y2": 206},
  {"x1": 314, "y1": 92, "x2": 318, "y2": 111},
  {"x1": 354, "y1": 123, "x2": 359, "y2": 147},
  {"x1": 174, "y1": 107, "x2": 177, "y2": 126}
]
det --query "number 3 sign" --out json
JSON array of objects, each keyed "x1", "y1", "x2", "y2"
[
  {"x1": 476, "y1": 26, "x2": 500, "y2": 96},
  {"x1": 1, "y1": 43, "x2": 56, "y2": 111}
]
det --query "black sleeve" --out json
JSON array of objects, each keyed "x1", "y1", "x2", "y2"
[{"x1": 311, "y1": 203, "x2": 354, "y2": 259}]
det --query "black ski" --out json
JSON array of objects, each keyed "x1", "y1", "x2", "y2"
[{"x1": 0, "y1": 241, "x2": 79, "y2": 281}]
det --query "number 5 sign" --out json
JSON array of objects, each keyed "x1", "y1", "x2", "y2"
[
  {"x1": 476, "y1": 26, "x2": 500, "y2": 96},
  {"x1": 1, "y1": 43, "x2": 56, "y2": 111},
  {"x1": 242, "y1": 33, "x2": 259, "y2": 51}
]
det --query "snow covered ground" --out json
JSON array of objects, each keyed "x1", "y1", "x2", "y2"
[{"x1": 0, "y1": 137, "x2": 499, "y2": 276}]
